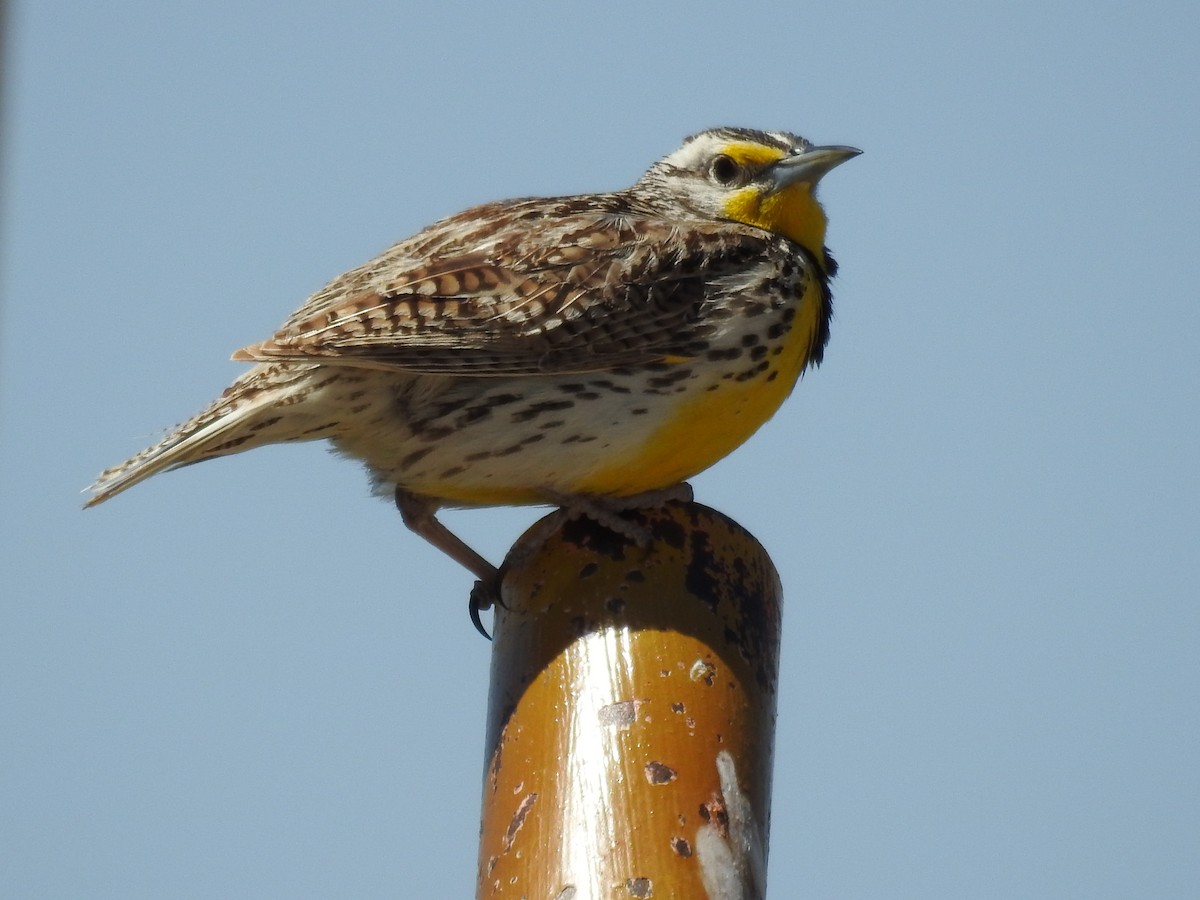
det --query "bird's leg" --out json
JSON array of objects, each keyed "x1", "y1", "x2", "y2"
[
  {"x1": 394, "y1": 488, "x2": 500, "y2": 638},
  {"x1": 394, "y1": 488, "x2": 498, "y2": 581}
]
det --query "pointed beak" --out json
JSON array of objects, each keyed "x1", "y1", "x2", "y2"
[{"x1": 769, "y1": 145, "x2": 861, "y2": 192}]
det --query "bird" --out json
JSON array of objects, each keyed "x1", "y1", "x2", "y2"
[{"x1": 87, "y1": 127, "x2": 858, "y2": 630}]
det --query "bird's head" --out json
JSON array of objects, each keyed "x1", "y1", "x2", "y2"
[{"x1": 636, "y1": 128, "x2": 860, "y2": 269}]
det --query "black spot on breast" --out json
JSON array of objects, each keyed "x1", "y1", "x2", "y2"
[
  {"x1": 511, "y1": 399, "x2": 575, "y2": 423},
  {"x1": 647, "y1": 369, "x2": 692, "y2": 389},
  {"x1": 590, "y1": 379, "x2": 632, "y2": 395},
  {"x1": 457, "y1": 405, "x2": 493, "y2": 426},
  {"x1": 401, "y1": 447, "x2": 433, "y2": 468},
  {"x1": 734, "y1": 360, "x2": 772, "y2": 382},
  {"x1": 485, "y1": 393, "x2": 523, "y2": 406},
  {"x1": 706, "y1": 348, "x2": 743, "y2": 362}
]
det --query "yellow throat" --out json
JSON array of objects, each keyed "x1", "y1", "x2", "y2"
[{"x1": 718, "y1": 142, "x2": 832, "y2": 266}]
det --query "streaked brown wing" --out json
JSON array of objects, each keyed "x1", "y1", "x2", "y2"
[{"x1": 234, "y1": 202, "x2": 771, "y2": 376}]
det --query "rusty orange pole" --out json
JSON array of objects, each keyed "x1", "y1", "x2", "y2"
[{"x1": 477, "y1": 501, "x2": 782, "y2": 899}]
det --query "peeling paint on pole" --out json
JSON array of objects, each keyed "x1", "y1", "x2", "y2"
[
  {"x1": 696, "y1": 751, "x2": 767, "y2": 900},
  {"x1": 476, "y1": 502, "x2": 782, "y2": 899}
]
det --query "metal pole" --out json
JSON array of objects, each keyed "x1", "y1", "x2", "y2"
[{"x1": 477, "y1": 502, "x2": 782, "y2": 899}]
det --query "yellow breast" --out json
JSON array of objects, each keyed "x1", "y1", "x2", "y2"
[{"x1": 574, "y1": 276, "x2": 824, "y2": 496}]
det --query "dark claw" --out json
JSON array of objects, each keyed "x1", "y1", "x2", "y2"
[{"x1": 468, "y1": 578, "x2": 502, "y2": 640}]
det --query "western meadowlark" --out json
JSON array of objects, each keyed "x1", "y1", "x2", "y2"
[{"x1": 87, "y1": 127, "x2": 858, "y2": 626}]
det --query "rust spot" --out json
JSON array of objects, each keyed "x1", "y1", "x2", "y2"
[
  {"x1": 579, "y1": 562, "x2": 599, "y2": 579},
  {"x1": 502, "y1": 792, "x2": 537, "y2": 852},
  {"x1": 670, "y1": 702, "x2": 686, "y2": 713},
  {"x1": 625, "y1": 876, "x2": 653, "y2": 897},
  {"x1": 670, "y1": 836, "x2": 693, "y2": 857},
  {"x1": 486, "y1": 739, "x2": 503, "y2": 793},
  {"x1": 699, "y1": 796, "x2": 729, "y2": 839},
  {"x1": 643, "y1": 761, "x2": 677, "y2": 784}
]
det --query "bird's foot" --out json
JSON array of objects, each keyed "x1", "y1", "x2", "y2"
[{"x1": 542, "y1": 482, "x2": 694, "y2": 547}]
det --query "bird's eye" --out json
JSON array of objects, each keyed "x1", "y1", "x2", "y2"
[{"x1": 708, "y1": 154, "x2": 740, "y2": 186}]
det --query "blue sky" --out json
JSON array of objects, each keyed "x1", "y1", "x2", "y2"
[{"x1": 3, "y1": 2, "x2": 1198, "y2": 897}]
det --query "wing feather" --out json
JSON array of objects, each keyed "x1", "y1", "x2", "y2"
[{"x1": 233, "y1": 199, "x2": 774, "y2": 376}]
